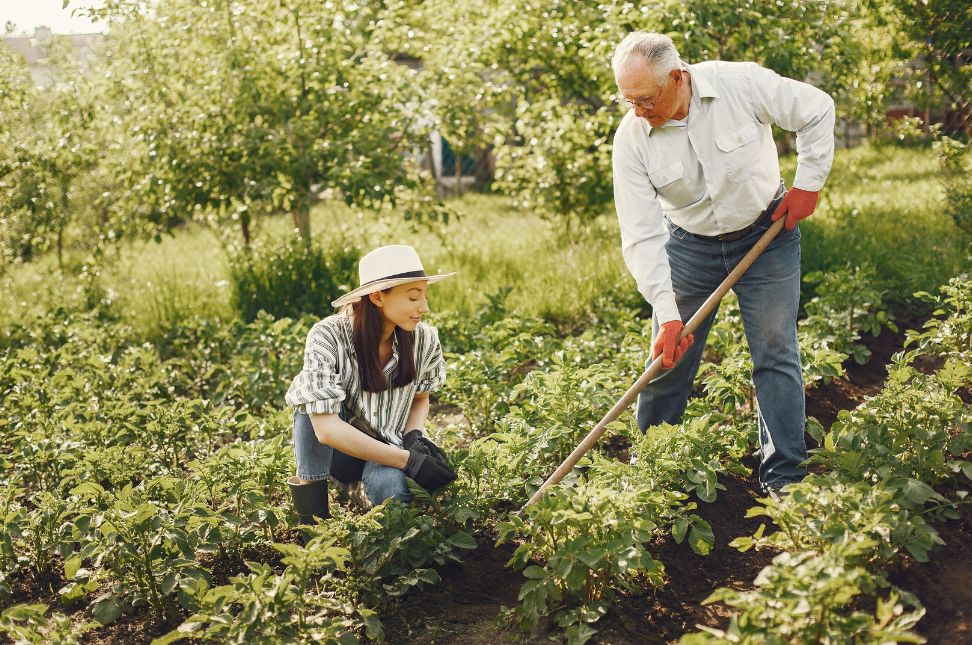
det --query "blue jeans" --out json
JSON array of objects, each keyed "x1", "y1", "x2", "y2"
[
  {"x1": 292, "y1": 410, "x2": 412, "y2": 505},
  {"x1": 636, "y1": 212, "x2": 807, "y2": 489}
]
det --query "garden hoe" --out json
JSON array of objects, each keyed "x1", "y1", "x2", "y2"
[{"x1": 521, "y1": 216, "x2": 787, "y2": 513}]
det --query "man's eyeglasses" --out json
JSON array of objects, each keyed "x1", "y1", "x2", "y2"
[{"x1": 613, "y1": 71, "x2": 673, "y2": 111}]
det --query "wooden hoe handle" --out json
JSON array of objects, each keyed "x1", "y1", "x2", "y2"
[{"x1": 520, "y1": 216, "x2": 786, "y2": 512}]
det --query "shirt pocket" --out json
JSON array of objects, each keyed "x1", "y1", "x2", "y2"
[
  {"x1": 715, "y1": 121, "x2": 760, "y2": 182},
  {"x1": 648, "y1": 161, "x2": 698, "y2": 209}
]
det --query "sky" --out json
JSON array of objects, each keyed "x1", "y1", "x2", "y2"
[{"x1": 0, "y1": 0, "x2": 107, "y2": 35}]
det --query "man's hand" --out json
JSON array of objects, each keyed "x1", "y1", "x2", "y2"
[
  {"x1": 771, "y1": 187, "x2": 819, "y2": 231},
  {"x1": 652, "y1": 320, "x2": 693, "y2": 369}
]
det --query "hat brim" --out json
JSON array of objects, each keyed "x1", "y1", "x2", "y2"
[{"x1": 331, "y1": 272, "x2": 456, "y2": 308}]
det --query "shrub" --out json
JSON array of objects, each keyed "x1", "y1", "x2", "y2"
[
  {"x1": 933, "y1": 136, "x2": 972, "y2": 236},
  {"x1": 228, "y1": 237, "x2": 359, "y2": 322}
]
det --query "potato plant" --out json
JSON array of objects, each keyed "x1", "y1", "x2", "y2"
[
  {"x1": 683, "y1": 548, "x2": 926, "y2": 645},
  {"x1": 0, "y1": 602, "x2": 97, "y2": 644},
  {"x1": 907, "y1": 275, "x2": 972, "y2": 361},
  {"x1": 497, "y1": 482, "x2": 671, "y2": 643},
  {"x1": 438, "y1": 314, "x2": 562, "y2": 435},
  {"x1": 808, "y1": 355, "x2": 972, "y2": 503},
  {"x1": 802, "y1": 264, "x2": 897, "y2": 364},
  {"x1": 64, "y1": 478, "x2": 214, "y2": 623},
  {"x1": 155, "y1": 556, "x2": 367, "y2": 645},
  {"x1": 733, "y1": 475, "x2": 944, "y2": 564}
]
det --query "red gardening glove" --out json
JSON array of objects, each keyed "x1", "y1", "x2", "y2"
[
  {"x1": 771, "y1": 187, "x2": 819, "y2": 231},
  {"x1": 652, "y1": 320, "x2": 693, "y2": 369}
]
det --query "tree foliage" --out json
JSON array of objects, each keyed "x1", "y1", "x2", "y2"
[
  {"x1": 79, "y1": 0, "x2": 448, "y2": 244},
  {"x1": 0, "y1": 39, "x2": 98, "y2": 267},
  {"x1": 433, "y1": 0, "x2": 883, "y2": 227},
  {"x1": 885, "y1": 0, "x2": 972, "y2": 138}
]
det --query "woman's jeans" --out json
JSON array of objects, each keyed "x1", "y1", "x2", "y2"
[
  {"x1": 293, "y1": 410, "x2": 412, "y2": 505},
  {"x1": 636, "y1": 215, "x2": 807, "y2": 490}
]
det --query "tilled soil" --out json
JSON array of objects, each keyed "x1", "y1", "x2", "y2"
[
  {"x1": 888, "y1": 493, "x2": 972, "y2": 644},
  {"x1": 387, "y1": 323, "x2": 972, "y2": 643}
]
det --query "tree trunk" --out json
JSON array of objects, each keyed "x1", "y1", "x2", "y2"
[
  {"x1": 58, "y1": 184, "x2": 69, "y2": 269},
  {"x1": 474, "y1": 145, "x2": 495, "y2": 191},
  {"x1": 425, "y1": 142, "x2": 443, "y2": 199},
  {"x1": 924, "y1": 59, "x2": 934, "y2": 131},
  {"x1": 240, "y1": 211, "x2": 251, "y2": 247},
  {"x1": 454, "y1": 155, "x2": 462, "y2": 197},
  {"x1": 292, "y1": 203, "x2": 311, "y2": 245}
]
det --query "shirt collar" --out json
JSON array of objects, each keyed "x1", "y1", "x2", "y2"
[
  {"x1": 689, "y1": 63, "x2": 720, "y2": 100},
  {"x1": 646, "y1": 63, "x2": 720, "y2": 134}
]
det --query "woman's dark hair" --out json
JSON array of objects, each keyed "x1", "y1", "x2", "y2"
[{"x1": 350, "y1": 291, "x2": 416, "y2": 392}]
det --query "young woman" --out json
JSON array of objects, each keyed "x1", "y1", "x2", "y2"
[{"x1": 285, "y1": 244, "x2": 457, "y2": 521}]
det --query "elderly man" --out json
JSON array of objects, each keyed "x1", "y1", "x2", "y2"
[{"x1": 610, "y1": 31, "x2": 835, "y2": 498}]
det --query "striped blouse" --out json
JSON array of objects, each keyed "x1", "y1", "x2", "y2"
[{"x1": 285, "y1": 312, "x2": 447, "y2": 446}]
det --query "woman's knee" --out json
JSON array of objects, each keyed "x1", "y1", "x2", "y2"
[
  {"x1": 293, "y1": 411, "x2": 333, "y2": 481},
  {"x1": 363, "y1": 466, "x2": 412, "y2": 505}
]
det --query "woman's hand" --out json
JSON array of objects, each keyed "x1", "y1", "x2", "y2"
[
  {"x1": 403, "y1": 429, "x2": 449, "y2": 464},
  {"x1": 403, "y1": 441, "x2": 457, "y2": 491}
]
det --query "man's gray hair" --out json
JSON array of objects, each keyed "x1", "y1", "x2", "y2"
[{"x1": 612, "y1": 31, "x2": 681, "y2": 82}]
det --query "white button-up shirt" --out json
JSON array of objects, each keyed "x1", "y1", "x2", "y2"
[{"x1": 612, "y1": 60, "x2": 835, "y2": 324}]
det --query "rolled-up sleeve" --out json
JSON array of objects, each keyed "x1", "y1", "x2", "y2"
[
  {"x1": 415, "y1": 326, "x2": 447, "y2": 394},
  {"x1": 285, "y1": 323, "x2": 346, "y2": 415},
  {"x1": 746, "y1": 63, "x2": 835, "y2": 192},
  {"x1": 612, "y1": 121, "x2": 681, "y2": 325}
]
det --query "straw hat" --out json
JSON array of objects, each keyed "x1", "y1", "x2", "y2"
[{"x1": 331, "y1": 245, "x2": 455, "y2": 308}]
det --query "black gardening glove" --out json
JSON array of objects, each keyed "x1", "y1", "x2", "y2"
[
  {"x1": 403, "y1": 441, "x2": 457, "y2": 492},
  {"x1": 402, "y1": 429, "x2": 450, "y2": 465}
]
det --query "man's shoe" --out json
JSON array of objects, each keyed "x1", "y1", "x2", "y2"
[
  {"x1": 764, "y1": 483, "x2": 791, "y2": 503},
  {"x1": 288, "y1": 476, "x2": 330, "y2": 523}
]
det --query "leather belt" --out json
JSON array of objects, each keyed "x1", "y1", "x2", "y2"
[{"x1": 689, "y1": 183, "x2": 787, "y2": 243}]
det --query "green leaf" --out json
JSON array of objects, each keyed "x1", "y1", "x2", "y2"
[
  {"x1": 672, "y1": 516, "x2": 689, "y2": 543},
  {"x1": 160, "y1": 571, "x2": 179, "y2": 595},
  {"x1": 729, "y1": 536, "x2": 754, "y2": 553},
  {"x1": 564, "y1": 562, "x2": 587, "y2": 592},
  {"x1": 59, "y1": 581, "x2": 88, "y2": 602},
  {"x1": 688, "y1": 520, "x2": 714, "y2": 556},
  {"x1": 64, "y1": 554, "x2": 82, "y2": 580},
  {"x1": 576, "y1": 547, "x2": 607, "y2": 568},
  {"x1": 901, "y1": 478, "x2": 936, "y2": 505},
  {"x1": 449, "y1": 531, "x2": 478, "y2": 550},
  {"x1": 360, "y1": 608, "x2": 384, "y2": 641},
  {"x1": 522, "y1": 565, "x2": 545, "y2": 579},
  {"x1": 2, "y1": 603, "x2": 48, "y2": 621},
  {"x1": 905, "y1": 542, "x2": 930, "y2": 563},
  {"x1": 150, "y1": 630, "x2": 190, "y2": 645},
  {"x1": 70, "y1": 482, "x2": 105, "y2": 497},
  {"x1": 565, "y1": 622, "x2": 598, "y2": 645},
  {"x1": 92, "y1": 595, "x2": 124, "y2": 625}
]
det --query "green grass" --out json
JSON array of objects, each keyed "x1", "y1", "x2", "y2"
[
  {"x1": 339, "y1": 194, "x2": 634, "y2": 323},
  {"x1": 1, "y1": 142, "x2": 967, "y2": 338},
  {"x1": 785, "y1": 143, "x2": 969, "y2": 309}
]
